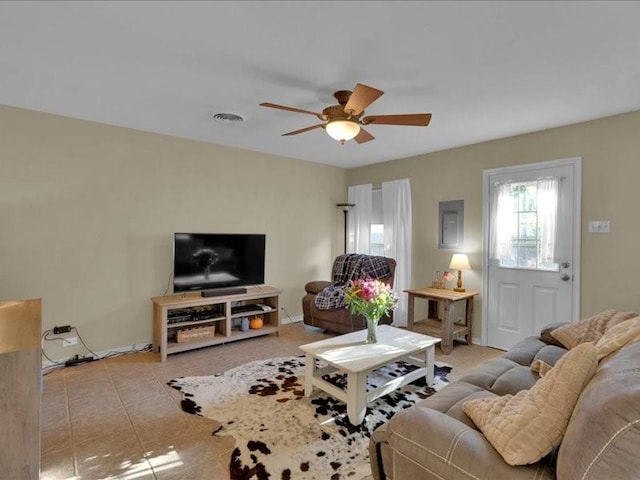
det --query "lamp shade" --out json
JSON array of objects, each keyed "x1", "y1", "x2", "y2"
[
  {"x1": 336, "y1": 203, "x2": 355, "y2": 211},
  {"x1": 449, "y1": 253, "x2": 471, "y2": 271},
  {"x1": 326, "y1": 120, "x2": 360, "y2": 142}
]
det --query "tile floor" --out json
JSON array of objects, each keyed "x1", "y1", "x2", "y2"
[{"x1": 40, "y1": 322, "x2": 503, "y2": 480}]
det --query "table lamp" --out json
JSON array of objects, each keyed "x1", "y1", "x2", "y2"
[{"x1": 449, "y1": 253, "x2": 471, "y2": 292}]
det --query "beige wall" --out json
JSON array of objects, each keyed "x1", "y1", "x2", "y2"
[
  {"x1": 4, "y1": 105, "x2": 639, "y2": 357},
  {"x1": 0, "y1": 105, "x2": 347, "y2": 360},
  {"x1": 348, "y1": 110, "x2": 640, "y2": 340}
]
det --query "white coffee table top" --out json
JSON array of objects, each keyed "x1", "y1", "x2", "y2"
[{"x1": 299, "y1": 325, "x2": 440, "y2": 374}]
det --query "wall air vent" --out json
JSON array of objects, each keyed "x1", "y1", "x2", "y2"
[{"x1": 212, "y1": 112, "x2": 244, "y2": 123}]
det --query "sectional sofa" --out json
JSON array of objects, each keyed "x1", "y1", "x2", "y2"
[{"x1": 369, "y1": 314, "x2": 640, "y2": 480}]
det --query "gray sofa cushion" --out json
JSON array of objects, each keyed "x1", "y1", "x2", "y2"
[
  {"x1": 457, "y1": 357, "x2": 539, "y2": 396},
  {"x1": 489, "y1": 365, "x2": 541, "y2": 396},
  {"x1": 532, "y1": 344, "x2": 567, "y2": 366},
  {"x1": 413, "y1": 381, "x2": 494, "y2": 428},
  {"x1": 504, "y1": 336, "x2": 556, "y2": 365}
]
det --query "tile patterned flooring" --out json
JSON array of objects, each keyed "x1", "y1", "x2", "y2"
[{"x1": 41, "y1": 322, "x2": 503, "y2": 479}]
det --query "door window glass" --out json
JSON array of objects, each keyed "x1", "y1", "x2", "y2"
[{"x1": 493, "y1": 180, "x2": 559, "y2": 271}]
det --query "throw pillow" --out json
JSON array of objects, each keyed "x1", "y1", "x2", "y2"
[
  {"x1": 595, "y1": 315, "x2": 640, "y2": 361},
  {"x1": 530, "y1": 359, "x2": 553, "y2": 377},
  {"x1": 550, "y1": 309, "x2": 617, "y2": 349},
  {"x1": 539, "y1": 322, "x2": 568, "y2": 347},
  {"x1": 463, "y1": 342, "x2": 597, "y2": 466},
  {"x1": 606, "y1": 311, "x2": 639, "y2": 329}
]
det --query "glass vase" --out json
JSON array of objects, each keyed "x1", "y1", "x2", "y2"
[{"x1": 365, "y1": 316, "x2": 379, "y2": 344}]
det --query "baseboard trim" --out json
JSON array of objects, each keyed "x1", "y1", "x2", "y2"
[
  {"x1": 282, "y1": 315, "x2": 303, "y2": 325},
  {"x1": 42, "y1": 316, "x2": 305, "y2": 368}
]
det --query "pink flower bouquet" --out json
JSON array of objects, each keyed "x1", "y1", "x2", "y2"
[{"x1": 345, "y1": 278, "x2": 398, "y2": 343}]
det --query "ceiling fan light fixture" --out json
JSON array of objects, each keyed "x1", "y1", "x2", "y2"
[
  {"x1": 260, "y1": 83, "x2": 432, "y2": 144},
  {"x1": 325, "y1": 119, "x2": 360, "y2": 143}
]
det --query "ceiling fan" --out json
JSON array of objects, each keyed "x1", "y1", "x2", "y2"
[{"x1": 260, "y1": 83, "x2": 432, "y2": 144}]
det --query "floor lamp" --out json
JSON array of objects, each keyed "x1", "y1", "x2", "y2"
[{"x1": 336, "y1": 203, "x2": 355, "y2": 254}]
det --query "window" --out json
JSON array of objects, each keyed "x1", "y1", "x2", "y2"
[
  {"x1": 370, "y1": 224, "x2": 384, "y2": 256},
  {"x1": 492, "y1": 179, "x2": 559, "y2": 271},
  {"x1": 370, "y1": 189, "x2": 384, "y2": 256}
]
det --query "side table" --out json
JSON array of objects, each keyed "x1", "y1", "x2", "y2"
[{"x1": 405, "y1": 287, "x2": 478, "y2": 354}]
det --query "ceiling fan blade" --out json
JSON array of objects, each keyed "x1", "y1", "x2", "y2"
[
  {"x1": 281, "y1": 124, "x2": 325, "y2": 136},
  {"x1": 353, "y1": 127, "x2": 375, "y2": 144},
  {"x1": 260, "y1": 102, "x2": 325, "y2": 119},
  {"x1": 344, "y1": 83, "x2": 384, "y2": 116},
  {"x1": 362, "y1": 113, "x2": 432, "y2": 126}
]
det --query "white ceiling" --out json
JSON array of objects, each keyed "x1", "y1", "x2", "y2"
[{"x1": 1, "y1": 1, "x2": 639, "y2": 169}]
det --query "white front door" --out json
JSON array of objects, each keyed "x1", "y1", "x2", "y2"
[{"x1": 483, "y1": 158, "x2": 581, "y2": 350}]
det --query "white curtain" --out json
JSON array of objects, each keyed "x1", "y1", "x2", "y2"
[
  {"x1": 537, "y1": 178, "x2": 559, "y2": 264},
  {"x1": 382, "y1": 179, "x2": 412, "y2": 327},
  {"x1": 551, "y1": 178, "x2": 567, "y2": 263},
  {"x1": 347, "y1": 184, "x2": 372, "y2": 254},
  {"x1": 489, "y1": 183, "x2": 516, "y2": 261}
]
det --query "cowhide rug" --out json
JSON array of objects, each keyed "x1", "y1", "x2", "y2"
[{"x1": 168, "y1": 355, "x2": 451, "y2": 480}]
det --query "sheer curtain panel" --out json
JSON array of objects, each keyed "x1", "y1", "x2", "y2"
[
  {"x1": 537, "y1": 178, "x2": 559, "y2": 265},
  {"x1": 382, "y1": 179, "x2": 412, "y2": 327},
  {"x1": 347, "y1": 184, "x2": 373, "y2": 254},
  {"x1": 489, "y1": 182, "x2": 516, "y2": 261}
]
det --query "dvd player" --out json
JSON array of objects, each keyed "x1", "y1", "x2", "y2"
[
  {"x1": 168, "y1": 309, "x2": 193, "y2": 324},
  {"x1": 231, "y1": 304, "x2": 260, "y2": 314},
  {"x1": 167, "y1": 314, "x2": 192, "y2": 324}
]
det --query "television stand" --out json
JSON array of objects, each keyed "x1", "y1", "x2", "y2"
[{"x1": 151, "y1": 286, "x2": 281, "y2": 362}]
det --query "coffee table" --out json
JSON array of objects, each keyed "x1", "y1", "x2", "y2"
[{"x1": 299, "y1": 325, "x2": 441, "y2": 425}]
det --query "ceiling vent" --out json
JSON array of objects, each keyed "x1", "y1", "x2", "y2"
[{"x1": 212, "y1": 112, "x2": 244, "y2": 123}]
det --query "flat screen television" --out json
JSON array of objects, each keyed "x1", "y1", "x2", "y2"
[{"x1": 173, "y1": 233, "x2": 266, "y2": 293}]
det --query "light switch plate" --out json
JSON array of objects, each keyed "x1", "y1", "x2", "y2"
[{"x1": 588, "y1": 220, "x2": 610, "y2": 233}]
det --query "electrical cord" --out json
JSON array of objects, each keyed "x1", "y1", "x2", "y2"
[
  {"x1": 41, "y1": 329, "x2": 66, "y2": 375},
  {"x1": 98, "y1": 343, "x2": 153, "y2": 360},
  {"x1": 281, "y1": 306, "x2": 295, "y2": 323},
  {"x1": 71, "y1": 327, "x2": 100, "y2": 359},
  {"x1": 162, "y1": 269, "x2": 173, "y2": 296},
  {"x1": 71, "y1": 327, "x2": 152, "y2": 360},
  {"x1": 41, "y1": 325, "x2": 153, "y2": 371}
]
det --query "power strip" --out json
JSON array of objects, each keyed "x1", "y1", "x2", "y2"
[{"x1": 65, "y1": 355, "x2": 95, "y2": 367}]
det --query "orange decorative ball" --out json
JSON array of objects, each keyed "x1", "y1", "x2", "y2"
[{"x1": 249, "y1": 316, "x2": 263, "y2": 329}]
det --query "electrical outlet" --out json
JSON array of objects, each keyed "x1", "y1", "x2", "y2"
[
  {"x1": 588, "y1": 220, "x2": 610, "y2": 233},
  {"x1": 62, "y1": 336, "x2": 78, "y2": 347}
]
